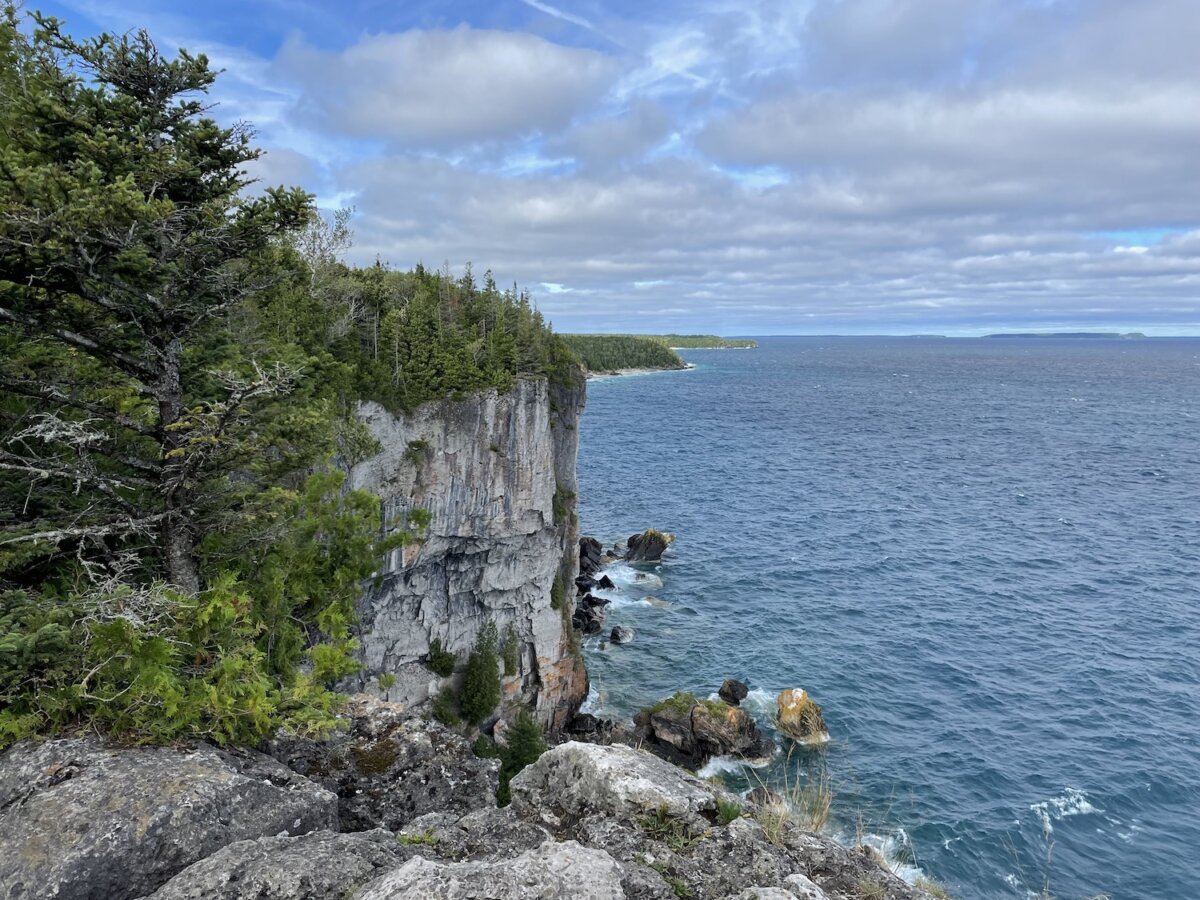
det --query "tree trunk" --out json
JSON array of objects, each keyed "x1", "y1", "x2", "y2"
[{"x1": 156, "y1": 336, "x2": 200, "y2": 594}]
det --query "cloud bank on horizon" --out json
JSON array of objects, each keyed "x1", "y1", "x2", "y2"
[{"x1": 39, "y1": 0, "x2": 1200, "y2": 333}]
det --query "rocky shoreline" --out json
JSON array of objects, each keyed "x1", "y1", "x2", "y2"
[
  {"x1": 0, "y1": 697, "x2": 931, "y2": 900},
  {"x1": 585, "y1": 363, "x2": 696, "y2": 380},
  {"x1": 0, "y1": 527, "x2": 940, "y2": 899}
]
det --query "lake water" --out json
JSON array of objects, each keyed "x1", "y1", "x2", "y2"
[{"x1": 576, "y1": 336, "x2": 1200, "y2": 900}]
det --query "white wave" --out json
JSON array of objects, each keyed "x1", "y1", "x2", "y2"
[
  {"x1": 603, "y1": 562, "x2": 664, "y2": 590},
  {"x1": 697, "y1": 754, "x2": 772, "y2": 778},
  {"x1": 1030, "y1": 787, "x2": 1100, "y2": 834},
  {"x1": 833, "y1": 825, "x2": 925, "y2": 883},
  {"x1": 741, "y1": 687, "x2": 778, "y2": 718}
]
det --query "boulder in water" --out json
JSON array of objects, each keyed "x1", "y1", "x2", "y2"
[
  {"x1": 719, "y1": 679, "x2": 750, "y2": 706},
  {"x1": 579, "y1": 536, "x2": 603, "y2": 576},
  {"x1": 634, "y1": 692, "x2": 775, "y2": 768},
  {"x1": 609, "y1": 625, "x2": 635, "y2": 644},
  {"x1": 775, "y1": 688, "x2": 829, "y2": 744},
  {"x1": 625, "y1": 528, "x2": 674, "y2": 562},
  {"x1": 596, "y1": 574, "x2": 616, "y2": 590}
]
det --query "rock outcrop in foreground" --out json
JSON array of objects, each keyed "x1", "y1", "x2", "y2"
[
  {"x1": 0, "y1": 738, "x2": 337, "y2": 900},
  {"x1": 0, "y1": 705, "x2": 936, "y2": 900}
]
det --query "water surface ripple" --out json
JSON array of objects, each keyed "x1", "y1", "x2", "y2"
[{"x1": 576, "y1": 336, "x2": 1200, "y2": 900}]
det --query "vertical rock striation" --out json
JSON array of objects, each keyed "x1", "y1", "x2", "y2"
[{"x1": 348, "y1": 376, "x2": 587, "y2": 729}]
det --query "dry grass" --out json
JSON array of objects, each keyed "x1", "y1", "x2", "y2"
[
  {"x1": 749, "y1": 750, "x2": 833, "y2": 844},
  {"x1": 913, "y1": 876, "x2": 953, "y2": 899}
]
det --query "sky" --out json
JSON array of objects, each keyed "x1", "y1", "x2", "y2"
[{"x1": 32, "y1": 0, "x2": 1200, "y2": 334}]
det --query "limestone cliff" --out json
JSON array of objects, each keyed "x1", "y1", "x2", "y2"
[{"x1": 347, "y1": 376, "x2": 587, "y2": 729}]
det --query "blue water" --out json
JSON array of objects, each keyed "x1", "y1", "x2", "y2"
[{"x1": 575, "y1": 337, "x2": 1200, "y2": 900}]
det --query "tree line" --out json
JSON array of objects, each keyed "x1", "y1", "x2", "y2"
[{"x1": 0, "y1": 13, "x2": 579, "y2": 747}]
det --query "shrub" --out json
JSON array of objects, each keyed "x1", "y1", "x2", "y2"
[
  {"x1": 914, "y1": 877, "x2": 953, "y2": 899},
  {"x1": 377, "y1": 672, "x2": 397, "y2": 701},
  {"x1": 717, "y1": 798, "x2": 743, "y2": 825},
  {"x1": 427, "y1": 638, "x2": 457, "y2": 677},
  {"x1": 430, "y1": 687, "x2": 460, "y2": 726},
  {"x1": 502, "y1": 624, "x2": 520, "y2": 676},
  {"x1": 550, "y1": 574, "x2": 566, "y2": 611},
  {"x1": 496, "y1": 707, "x2": 547, "y2": 806},
  {"x1": 459, "y1": 622, "x2": 501, "y2": 725},
  {"x1": 403, "y1": 439, "x2": 430, "y2": 466}
]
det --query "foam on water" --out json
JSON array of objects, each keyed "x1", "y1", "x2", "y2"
[{"x1": 1030, "y1": 788, "x2": 1100, "y2": 834}]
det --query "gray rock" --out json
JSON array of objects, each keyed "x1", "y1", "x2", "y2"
[
  {"x1": 268, "y1": 696, "x2": 499, "y2": 832},
  {"x1": 579, "y1": 537, "x2": 603, "y2": 576},
  {"x1": 507, "y1": 741, "x2": 930, "y2": 900},
  {"x1": 397, "y1": 807, "x2": 552, "y2": 862},
  {"x1": 146, "y1": 830, "x2": 406, "y2": 900},
  {"x1": 0, "y1": 737, "x2": 337, "y2": 900},
  {"x1": 610, "y1": 625, "x2": 635, "y2": 644},
  {"x1": 510, "y1": 741, "x2": 718, "y2": 833},
  {"x1": 348, "y1": 378, "x2": 588, "y2": 730},
  {"x1": 734, "y1": 890, "x2": 801, "y2": 900},
  {"x1": 634, "y1": 694, "x2": 775, "y2": 769},
  {"x1": 351, "y1": 840, "x2": 625, "y2": 899},
  {"x1": 783, "y1": 873, "x2": 833, "y2": 899}
]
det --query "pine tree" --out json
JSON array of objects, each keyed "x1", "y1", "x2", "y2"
[
  {"x1": 0, "y1": 12, "x2": 311, "y2": 591},
  {"x1": 460, "y1": 621, "x2": 500, "y2": 725}
]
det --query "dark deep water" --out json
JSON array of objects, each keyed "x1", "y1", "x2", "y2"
[{"x1": 575, "y1": 336, "x2": 1200, "y2": 900}]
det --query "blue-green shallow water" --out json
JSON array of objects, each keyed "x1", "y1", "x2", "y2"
[{"x1": 575, "y1": 336, "x2": 1200, "y2": 900}]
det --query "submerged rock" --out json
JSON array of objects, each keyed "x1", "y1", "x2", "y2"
[
  {"x1": 625, "y1": 528, "x2": 674, "y2": 562},
  {"x1": 775, "y1": 688, "x2": 830, "y2": 744},
  {"x1": 610, "y1": 625, "x2": 635, "y2": 644},
  {"x1": 0, "y1": 737, "x2": 337, "y2": 900},
  {"x1": 635, "y1": 692, "x2": 775, "y2": 769},
  {"x1": 352, "y1": 840, "x2": 625, "y2": 900},
  {"x1": 147, "y1": 830, "x2": 406, "y2": 900},
  {"x1": 719, "y1": 678, "x2": 750, "y2": 706},
  {"x1": 268, "y1": 695, "x2": 499, "y2": 832}
]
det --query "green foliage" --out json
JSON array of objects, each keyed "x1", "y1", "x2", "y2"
[
  {"x1": 648, "y1": 335, "x2": 757, "y2": 349},
  {"x1": 559, "y1": 334, "x2": 684, "y2": 372},
  {"x1": 403, "y1": 439, "x2": 429, "y2": 466},
  {"x1": 648, "y1": 691, "x2": 699, "y2": 716},
  {"x1": 636, "y1": 803, "x2": 705, "y2": 853},
  {"x1": 552, "y1": 483, "x2": 574, "y2": 526},
  {"x1": 0, "y1": 12, "x2": 577, "y2": 753},
  {"x1": 501, "y1": 624, "x2": 520, "y2": 676},
  {"x1": 397, "y1": 831, "x2": 439, "y2": 846},
  {"x1": 550, "y1": 573, "x2": 567, "y2": 611},
  {"x1": 427, "y1": 638, "x2": 456, "y2": 677},
  {"x1": 377, "y1": 672, "x2": 397, "y2": 700},
  {"x1": 459, "y1": 622, "x2": 501, "y2": 726},
  {"x1": 1, "y1": 578, "x2": 345, "y2": 748},
  {"x1": 430, "y1": 687, "x2": 460, "y2": 726},
  {"x1": 717, "y1": 798, "x2": 743, "y2": 825},
  {"x1": 495, "y1": 707, "x2": 547, "y2": 806}
]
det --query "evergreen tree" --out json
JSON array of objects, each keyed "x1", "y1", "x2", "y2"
[
  {"x1": 0, "y1": 13, "x2": 310, "y2": 591},
  {"x1": 460, "y1": 621, "x2": 501, "y2": 725}
]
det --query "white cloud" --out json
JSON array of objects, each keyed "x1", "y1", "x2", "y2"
[{"x1": 274, "y1": 26, "x2": 621, "y2": 146}]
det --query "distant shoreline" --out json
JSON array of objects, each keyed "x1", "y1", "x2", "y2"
[{"x1": 585, "y1": 363, "x2": 696, "y2": 381}]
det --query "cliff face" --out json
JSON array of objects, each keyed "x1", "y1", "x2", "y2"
[{"x1": 347, "y1": 376, "x2": 587, "y2": 729}]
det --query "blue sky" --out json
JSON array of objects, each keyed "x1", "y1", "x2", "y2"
[{"x1": 33, "y1": 0, "x2": 1200, "y2": 334}]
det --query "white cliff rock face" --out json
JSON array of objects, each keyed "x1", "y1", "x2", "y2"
[{"x1": 348, "y1": 377, "x2": 587, "y2": 727}]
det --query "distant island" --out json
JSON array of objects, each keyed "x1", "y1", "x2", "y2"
[
  {"x1": 652, "y1": 334, "x2": 758, "y2": 349},
  {"x1": 560, "y1": 333, "x2": 755, "y2": 375},
  {"x1": 983, "y1": 332, "x2": 1146, "y2": 339}
]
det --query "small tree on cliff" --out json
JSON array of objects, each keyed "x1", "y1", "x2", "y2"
[
  {"x1": 0, "y1": 13, "x2": 311, "y2": 592},
  {"x1": 460, "y1": 621, "x2": 501, "y2": 725}
]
